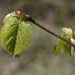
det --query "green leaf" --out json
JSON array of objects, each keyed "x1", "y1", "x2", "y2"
[
  {"x1": 54, "y1": 38, "x2": 64, "y2": 56},
  {"x1": 1, "y1": 14, "x2": 32, "y2": 57},
  {"x1": 62, "y1": 35, "x2": 71, "y2": 56},
  {"x1": 54, "y1": 34, "x2": 71, "y2": 56},
  {"x1": 14, "y1": 21, "x2": 32, "y2": 56},
  {"x1": 62, "y1": 42, "x2": 71, "y2": 56}
]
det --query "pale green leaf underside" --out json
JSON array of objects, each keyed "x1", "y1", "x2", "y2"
[{"x1": 1, "y1": 15, "x2": 32, "y2": 57}]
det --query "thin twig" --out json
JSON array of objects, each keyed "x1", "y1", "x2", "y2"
[
  {"x1": 10, "y1": 11, "x2": 75, "y2": 47},
  {"x1": 27, "y1": 17, "x2": 75, "y2": 47}
]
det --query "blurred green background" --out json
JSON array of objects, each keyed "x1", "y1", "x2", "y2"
[{"x1": 0, "y1": 0, "x2": 75, "y2": 75}]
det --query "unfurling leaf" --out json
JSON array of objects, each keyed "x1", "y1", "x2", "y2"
[
  {"x1": 54, "y1": 34, "x2": 71, "y2": 56},
  {"x1": 62, "y1": 35, "x2": 71, "y2": 56},
  {"x1": 1, "y1": 14, "x2": 32, "y2": 57},
  {"x1": 62, "y1": 27, "x2": 74, "y2": 38},
  {"x1": 54, "y1": 35, "x2": 64, "y2": 56}
]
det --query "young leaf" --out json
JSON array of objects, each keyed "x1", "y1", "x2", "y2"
[
  {"x1": 62, "y1": 27, "x2": 74, "y2": 38},
  {"x1": 1, "y1": 14, "x2": 32, "y2": 57},
  {"x1": 62, "y1": 36, "x2": 71, "y2": 55},
  {"x1": 54, "y1": 34, "x2": 71, "y2": 56},
  {"x1": 14, "y1": 21, "x2": 32, "y2": 56},
  {"x1": 54, "y1": 37, "x2": 64, "y2": 56}
]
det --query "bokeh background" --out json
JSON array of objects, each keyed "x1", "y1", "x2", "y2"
[{"x1": 0, "y1": 0, "x2": 75, "y2": 75}]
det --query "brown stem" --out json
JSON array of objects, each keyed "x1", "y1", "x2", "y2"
[
  {"x1": 28, "y1": 17, "x2": 75, "y2": 47},
  {"x1": 11, "y1": 11, "x2": 75, "y2": 47}
]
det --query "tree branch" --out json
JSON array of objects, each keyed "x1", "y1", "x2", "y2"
[
  {"x1": 10, "y1": 11, "x2": 75, "y2": 47},
  {"x1": 27, "y1": 17, "x2": 75, "y2": 47}
]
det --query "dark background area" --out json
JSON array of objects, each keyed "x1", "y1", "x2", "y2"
[{"x1": 0, "y1": 0, "x2": 75, "y2": 75}]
